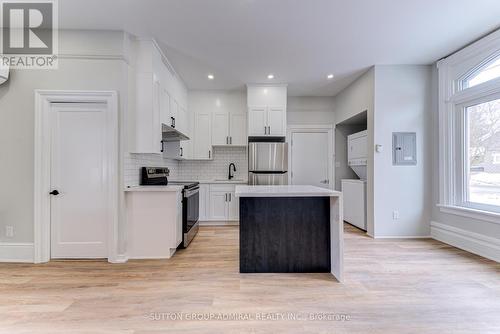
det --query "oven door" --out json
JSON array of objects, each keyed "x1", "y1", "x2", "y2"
[{"x1": 184, "y1": 186, "x2": 199, "y2": 233}]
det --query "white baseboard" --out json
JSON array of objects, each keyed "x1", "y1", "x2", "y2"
[
  {"x1": 373, "y1": 235, "x2": 431, "y2": 239},
  {"x1": 199, "y1": 220, "x2": 239, "y2": 226},
  {"x1": 108, "y1": 254, "x2": 129, "y2": 263},
  {"x1": 431, "y1": 221, "x2": 500, "y2": 262},
  {"x1": 0, "y1": 242, "x2": 34, "y2": 263}
]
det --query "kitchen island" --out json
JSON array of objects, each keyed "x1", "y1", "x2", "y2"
[{"x1": 235, "y1": 185, "x2": 343, "y2": 282}]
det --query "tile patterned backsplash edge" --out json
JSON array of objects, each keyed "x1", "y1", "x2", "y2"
[{"x1": 124, "y1": 146, "x2": 248, "y2": 187}]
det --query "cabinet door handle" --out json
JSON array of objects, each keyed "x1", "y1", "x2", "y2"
[
  {"x1": 160, "y1": 140, "x2": 164, "y2": 153},
  {"x1": 225, "y1": 193, "x2": 228, "y2": 202},
  {"x1": 208, "y1": 150, "x2": 211, "y2": 159},
  {"x1": 268, "y1": 126, "x2": 271, "y2": 135},
  {"x1": 230, "y1": 136, "x2": 232, "y2": 144},
  {"x1": 229, "y1": 193, "x2": 231, "y2": 201},
  {"x1": 180, "y1": 147, "x2": 183, "y2": 157}
]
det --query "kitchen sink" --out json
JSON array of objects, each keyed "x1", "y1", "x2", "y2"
[{"x1": 214, "y1": 179, "x2": 246, "y2": 182}]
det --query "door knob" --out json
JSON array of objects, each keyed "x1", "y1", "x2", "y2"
[{"x1": 49, "y1": 190, "x2": 60, "y2": 195}]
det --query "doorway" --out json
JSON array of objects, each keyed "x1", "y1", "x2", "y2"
[
  {"x1": 288, "y1": 125, "x2": 334, "y2": 189},
  {"x1": 34, "y1": 91, "x2": 118, "y2": 263}
]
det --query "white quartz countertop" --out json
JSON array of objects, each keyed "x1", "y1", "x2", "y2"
[
  {"x1": 124, "y1": 185, "x2": 183, "y2": 192},
  {"x1": 170, "y1": 179, "x2": 248, "y2": 184},
  {"x1": 235, "y1": 185, "x2": 342, "y2": 197}
]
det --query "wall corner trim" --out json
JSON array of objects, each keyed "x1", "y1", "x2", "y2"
[
  {"x1": 431, "y1": 221, "x2": 500, "y2": 262},
  {"x1": 0, "y1": 242, "x2": 34, "y2": 263}
]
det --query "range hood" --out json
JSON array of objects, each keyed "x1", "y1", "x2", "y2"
[{"x1": 161, "y1": 123, "x2": 190, "y2": 142}]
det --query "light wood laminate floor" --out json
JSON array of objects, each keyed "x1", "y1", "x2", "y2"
[{"x1": 1, "y1": 225, "x2": 499, "y2": 334}]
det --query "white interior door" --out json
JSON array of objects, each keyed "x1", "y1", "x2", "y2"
[
  {"x1": 291, "y1": 131, "x2": 331, "y2": 188},
  {"x1": 50, "y1": 103, "x2": 108, "y2": 258}
]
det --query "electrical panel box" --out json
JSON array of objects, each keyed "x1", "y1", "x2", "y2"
[{"x1": 392, "y1": 132, "x2": 416, "y2": 166}]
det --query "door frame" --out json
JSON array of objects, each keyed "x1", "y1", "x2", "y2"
[
  {"x1": 34, "y1": 90, "x2": 119, "y2": 263},
  {"x1": 287, "y1": 124, "x2": 334, "y2": 189}
]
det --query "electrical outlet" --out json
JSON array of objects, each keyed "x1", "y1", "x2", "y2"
[
  {"x1": 392, "y1": 211, "x2": 400, "y2": 220},
  {"x1": 5, "y1": 226, "x2": 14, "y2": 238}
]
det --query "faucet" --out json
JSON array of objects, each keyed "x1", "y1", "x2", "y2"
[{"x1": 228, "y1": 163, "x2": 236, "y2": 180}]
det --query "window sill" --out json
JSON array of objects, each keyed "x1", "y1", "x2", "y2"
[{"x1": 437, "y1": 204, "x2": 500, "y2": 224}]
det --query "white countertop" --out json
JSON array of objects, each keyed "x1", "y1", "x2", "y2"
[
  {"x1": 235, "y1": 185, "x2": 342, "y2": 197},
  {"x1": 170, "y1": 179, "x2": 248, "y2": 184},
  {"x1": 124, "y1": 185, "x2": 184, "y2": 192}
]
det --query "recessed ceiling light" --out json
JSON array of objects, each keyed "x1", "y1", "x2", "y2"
[
  {"x1": 327, "y1": 74, "x2": 334, "y2": 79},
  {"x1": 208, "y1": 74, "x2": 215, "y2": 80},
  {"x1": 267, "y1": 74, "x2": 274, "y2": 80}
]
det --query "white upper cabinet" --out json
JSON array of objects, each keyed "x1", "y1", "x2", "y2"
[
  {"x1": 128, "y1": 39, "x2": 189, "y2": 154},
  {"x1": 248, "y1": 106, "x2": 267, "y2": 136},
  {"x1": 229, "y1": 113, "x2": 247, "y2": 145},
  {"x1": 193, "y1": 111, "x2": 212, "y2": 160},
  {"x1": 267, "y1": 106, "x2": 286, "y2": 136},
  {"x1": 130, "y1": 72, "x2": 163, "y2": 153},
  {"x1": 247, "y1": 85, "x2": 287, "y2": 137},
  {"x1": 188, "y1": 91, "x2": 247, "y2": 156},
  {"x1": 212, "y1": 111, "x2": 230, "y2": 146},
  {"x1": 169, "y1": 98, "x2": 179, "y2": 129},
  {"x1": 212, "y1": 110, "x2": 247, "y2": 146}
]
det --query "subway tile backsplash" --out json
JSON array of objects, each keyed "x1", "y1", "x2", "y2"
[
  {"x1": 178, "y1": 146, "x2": 248, "y2": 181},
  {"x1": 124, "y1": 146, "x2": 248, "y2": 186},
  {"x1": 124, "y1": 153, "x2": 179, "y2": 187}
]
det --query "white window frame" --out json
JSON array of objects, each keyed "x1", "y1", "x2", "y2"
[
  {"x1": 437, "y1": 29, "x2": 500, "y2": 224},
  {"x1": 493, "y1": 153, "x2": 500, "y2": 164}
]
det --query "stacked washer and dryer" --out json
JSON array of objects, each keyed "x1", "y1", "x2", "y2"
[{"x1": 341, "y1": 130, "x2": 367, "y2": 231}]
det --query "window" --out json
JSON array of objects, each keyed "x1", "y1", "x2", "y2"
[
  {"x1": 438, "y1": 29, "x2": 500, "y2": 221},
  {"x1": 464, "y1": 98, "x2": 500, "y2": 210},
  {"x1": 463, "y1": 56, "x2": 500, "y2": 89}
]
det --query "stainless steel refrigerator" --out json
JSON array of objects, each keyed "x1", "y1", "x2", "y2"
[{"x1": 248, "y1": 142, "x2": 288, "y2": 185}]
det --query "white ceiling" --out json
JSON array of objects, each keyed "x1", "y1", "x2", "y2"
[{"x1": 58, "y1": 0, "x2": 500, "y2": 96}]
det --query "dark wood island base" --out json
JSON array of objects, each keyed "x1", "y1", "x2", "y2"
[
  {"x1": 235, "y1": 185, "x2": 344, "y2": 282},
  {"x1": 239, "y1": 196, "x2": 331, "y2": 273}
]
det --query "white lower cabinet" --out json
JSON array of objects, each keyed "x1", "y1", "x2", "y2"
[
  {"x1": 126, "y1": 189, "x2": 182, "y2": 259},
  {"x1": 200, "y1": 183, "x2": 244, "y2": 222},
  {"x1": 209, "y1": 189, "x2": 229, "y2": 220},
  {"x1": 198, "y1": 184, "x2": 209, "y2": 221},
  {"x1": 227, "y1": 190, "x2": 239, "y2": 220}
]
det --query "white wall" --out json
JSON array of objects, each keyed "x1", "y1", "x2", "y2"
[
  {"x1": 333, "y1": 66, "x2": 433, "y2": 238},
  {"x1": 334, "y1": 69, "x2": 375, "y2": 235},
  {"x1": 334, "y1": 69, "x2": 375, "y2": 124},
  {"x1": 287, "y1": 96, "x2": 335, "y2": 124},
  {"x1": 373, "y1": 65, "x2": 432, "y2": 237},
  {"x1": 189, "y1": 90, "x2": 246, "y2": 116},
  {"x1": 0, "y1": 31, "x2": 129, "y2": 247}
]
